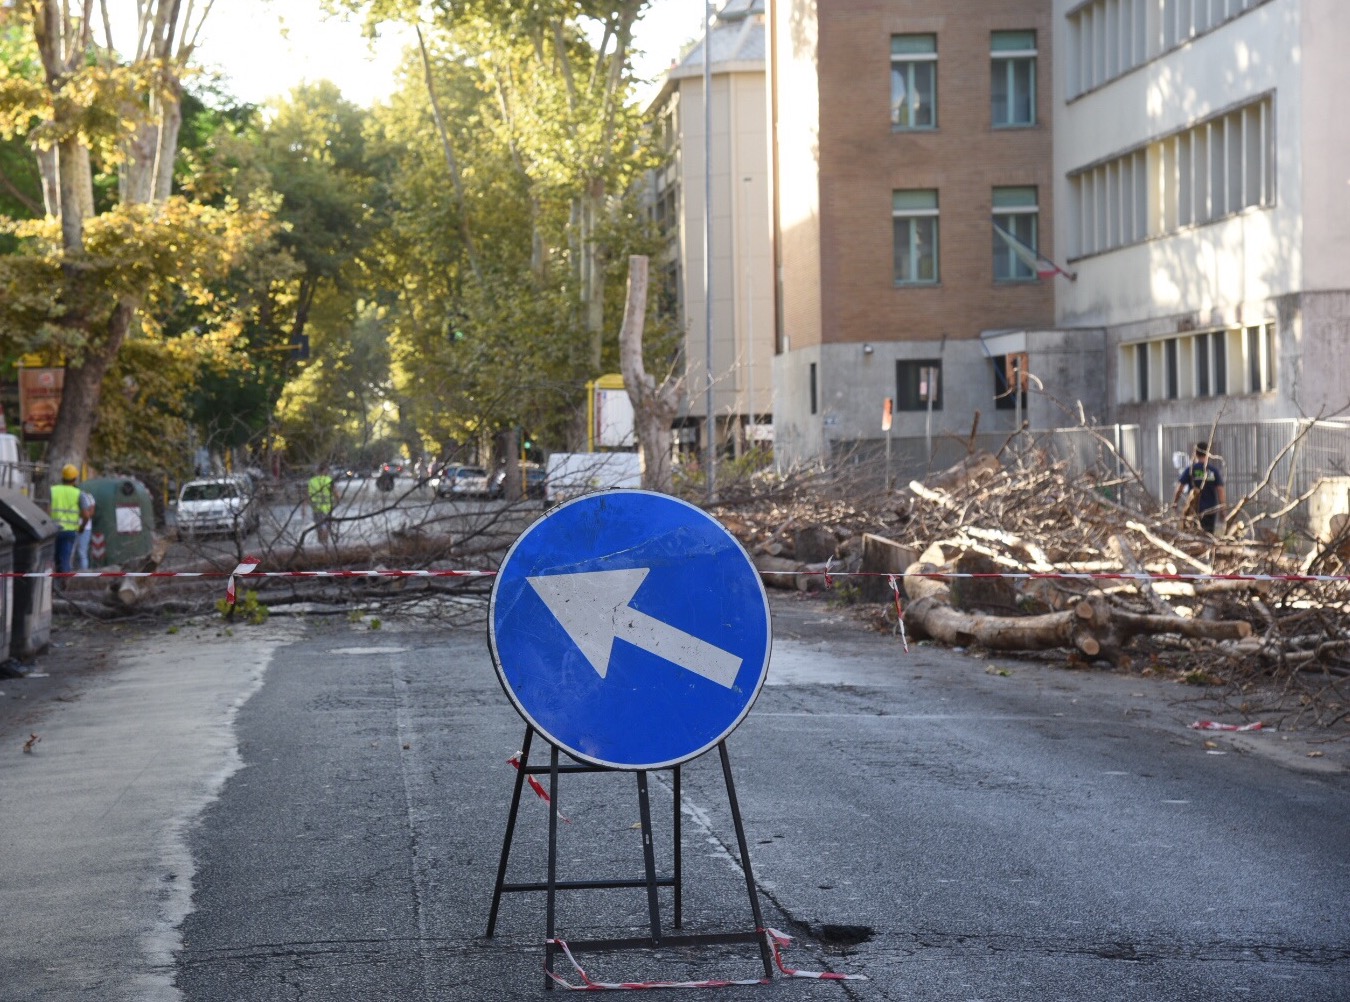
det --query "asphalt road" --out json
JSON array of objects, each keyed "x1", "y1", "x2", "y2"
[{"x1": 1, "y1": 596, "x2": 1346, "y2": 1001}]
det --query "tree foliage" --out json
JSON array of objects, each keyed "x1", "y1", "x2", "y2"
[{"x1": 0, "y1": 0, "x2": 681, "y2": 480}]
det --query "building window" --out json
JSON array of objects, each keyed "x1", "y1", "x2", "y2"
[
  {"x1": 1069, "y1": 149, "x2": 1148, "y2": 257},
  {"x1": 1245, "y1": 323, "x2": 1276, "y2": 392},
  {"x1": 992, "y1": 186, "x2": 1040, "y2": 282},
  {"x1": 992, "y1": 353, "x2": 1029, "y2": 411},
  {"x1": 1164, "y1": 337, "x2": 1180, "y2": 399},
  {"x1": 653, "y1": 183, "x2": 678, "y2": 238},
  {"x1": 1124, "y1": 323, "x2": 1274, "y2": 402},
  {"x1": 1196, "y1": 331, "x2": 1227, "y2": 396},
  {"x1": 897, "y1": 360, "x2": 942, "y2": 411},
  {"x1": 1068, "y1": 0, "x2": 1265, "y2": 98},
  {"x1": 1133, "y1": 343, "x2": 1149, "y2": 402},
  {"x1": 893, "y1": 189, "x2": 939, "y2": 285},
  {"x1": 809, "y1": 362, "x2": 818, "y2": 414},
  {"x1": 890, "y1": 35, "x2": 937, "y2": 130},
  {"x1": 991, "y1": 31, "x2": 1036, "y2": 127},
  {"x1": 657, "y1": 261, "x2": 680, "y2": 320},
  {"x1": 1068, "y1": 0, "x2": 1149, "y2": 97},
  {"x1": 1069, "y1": 96, "x2": 1273, "y2": 258}
]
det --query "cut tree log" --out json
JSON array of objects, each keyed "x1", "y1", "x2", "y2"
[
  {"x1": 754, "y1": 554, "x2": 827, "y2": 591},
  {"x1": 858, "y1": 534, "x2": 917, "y2": 602},
  {"x1": 794, "y1": 524, "x2": 837, "y2": 563},
  {"x1": 921, "y1": 450, "x2": 1002, "y2": 492},
  {"x1": 112, "y1": 537, "x2": 172, "y2": 608},
  {"x1": 901, "y1": 560, "x2": 1250, "y2": 666},
  {"x1": 1108, "y1": 533, "x2": 1176, "y2": 617}
]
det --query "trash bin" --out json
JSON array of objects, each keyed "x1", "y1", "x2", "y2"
[
  {"x1": 0, "y1": 488, "x2": 56, "y2": 661},
  {"x1": 82, "y1": 477, "x2": 156, "y2": 567},
  {"x1": 0, "y1": 520, "x2": 15, "y2": 662}
]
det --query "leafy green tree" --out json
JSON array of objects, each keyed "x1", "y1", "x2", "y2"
[
  {"x1": 175, "y1": 82, "x2": 383, "y2": 465},
  {"x1": 0, "y1": 0, "x2": 270, "y2": 482},
  {"x1": 339, "y1": 2, "x2": 670, "y2": 467}
]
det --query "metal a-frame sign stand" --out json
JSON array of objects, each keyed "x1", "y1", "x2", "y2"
[
  {"x1": 485, "y1": 490, "x2": 776, "y2": 988},
  {"x1": 485, "y1": 724, "x2": 773, "y2": 987}
]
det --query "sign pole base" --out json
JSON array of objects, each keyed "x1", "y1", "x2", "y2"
[{"x1": 485, "y1": 725, "x2": 773, "y2": 987}]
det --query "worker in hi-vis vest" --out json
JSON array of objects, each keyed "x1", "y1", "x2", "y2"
[{"x1": 51, "y1": 463, "x2": 82, "y2": 574}]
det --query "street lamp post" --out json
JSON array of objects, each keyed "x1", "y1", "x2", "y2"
[
  {"x1": 743, "y1": 175, "x2": 754, "y2": 453},
  {"x1": 703, "y1": 0, "x2": 715, "y2": 502}
]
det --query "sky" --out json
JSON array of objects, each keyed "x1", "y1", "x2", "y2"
[{"x1": 168, "y1": 0, "x2": 709, "y2": 109}]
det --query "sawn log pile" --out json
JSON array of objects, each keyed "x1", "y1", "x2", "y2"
[{"x1": 715, "y1": 445, "x2": 1349, "y2": 728}]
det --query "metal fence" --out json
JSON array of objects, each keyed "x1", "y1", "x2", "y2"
[
  {"x1": 834, "y1": 418, "x2": 1350, "y2": 532},
  {"x1": 1151, "y1": 420, "x2": 1350, "y2": 531}
]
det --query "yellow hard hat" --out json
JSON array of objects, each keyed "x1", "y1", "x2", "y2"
[{"x1": 61, "y1": 463, "x2": 79, "y2": 482}]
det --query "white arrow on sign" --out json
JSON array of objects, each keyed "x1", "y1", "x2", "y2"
[{"x1": 527, "y1": 568, "x2": 742, "y2": 688}]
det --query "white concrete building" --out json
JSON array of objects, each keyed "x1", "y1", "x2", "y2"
[
  {"x1": 646, "y1": 0, "x2": 773, "y2": 458},
  {"x1": 1053, "y1": 0, "x2": 1350, "y2": 428}
]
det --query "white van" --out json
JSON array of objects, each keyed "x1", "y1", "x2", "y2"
[
  {"x1": 175, "y1": 475, "x2": 260, "y2": 538},
  {"x1": 544, "y1": 452, "x2": 642, "y2": 502}
]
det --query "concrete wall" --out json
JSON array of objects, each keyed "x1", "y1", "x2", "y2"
[{"x1": 772, "y1": 328, "x2": 1105, "y2": 465}]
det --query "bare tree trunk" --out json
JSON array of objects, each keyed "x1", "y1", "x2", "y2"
[
  {"x1": 583, "y1": 188, "x2": 606, "y2": 367},
  {"x1": 27, "y1": 0, "x2": 203, "y2": 486},
  {"x1": 46, "y1": 302, "x2": 136, "y2": 473},
  {"x1": 416, "y1": 24, "x2": 482, "y2": 285},
  {"x1": 618, "y1": 256, "x2": 683, "y2": 493},
  {"x1": 495, "y1": 427, "x2": 521, "y2": 500}
]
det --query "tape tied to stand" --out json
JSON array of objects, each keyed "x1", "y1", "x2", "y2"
[
  {"x1": 543, "y1": 928, "x2": 867, "y2": 990},
  {"x1": 507, "y1": 754, "x2": 571, "y2": 823}
]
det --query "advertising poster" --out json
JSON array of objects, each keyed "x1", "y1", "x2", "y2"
[{"x1": 19, "y1": 367, "x2": 63, "y2": 440}]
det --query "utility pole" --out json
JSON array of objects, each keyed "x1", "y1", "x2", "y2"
[
  {"x1": 703, "y1": 1, "x2": 716, "y2": 502},
  {"x1": 743, "y1": 174, "x2": 754, "y2": 454}
]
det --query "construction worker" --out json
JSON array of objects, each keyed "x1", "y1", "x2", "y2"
[
  {"x1": 307, "y1": 463, "x2": 337, "y2": 544},
  {"x1": 1172, "y1": 441, "x2": 1226, "y2": 535},
  {"x1": 50, "y1": 464, "x2": 82, "y2": 573}
]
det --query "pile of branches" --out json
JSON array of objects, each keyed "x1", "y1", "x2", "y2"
[{"x1": 716, "y1": 434, "x2": 1350, "y2": 729}]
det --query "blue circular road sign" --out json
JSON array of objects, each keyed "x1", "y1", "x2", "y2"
[{"x1": 489, "y1": 490, "x2": 772, "y2": 770}]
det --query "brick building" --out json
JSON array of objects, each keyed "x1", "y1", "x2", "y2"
[{"x1": 767, "y1": 0, "x2": 1070, "y2": 465}]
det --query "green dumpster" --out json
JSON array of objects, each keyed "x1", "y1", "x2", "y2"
[{"x1": 82, "y1": 477, "x2": 156, "y2": 567}]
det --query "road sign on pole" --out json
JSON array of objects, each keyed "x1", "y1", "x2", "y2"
[{"x1": 489, "y1": 490, "x2": 772, "y2": 770}]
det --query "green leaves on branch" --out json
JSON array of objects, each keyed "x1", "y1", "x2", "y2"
[
  {"x1": 0, "y1": 194, "x2": 279, "y2": 361},
  {"x1": 0, "y1": 57, "x2": 183, "y2": 165}
]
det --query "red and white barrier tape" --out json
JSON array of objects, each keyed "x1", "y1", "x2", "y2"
[
  {"x1": 10, "y1": 568, "x2": 496, "y2": 581},
  {"x1": 808, "y1": 570, "x2": 1350, "y2": 585},
  {"x1": 507, "y1": 754, "x2": 571, "y2": 823},
  {"x1": 226, "y1": 559, "x2": 259, "y2": 605},
  {"x1": 1190, "y1": 720, "x2": 1265, "y2": 732},
  {"x1": 763, "y1": 927, "x2": 868, "y2": 981},
  {"x1": 24, "y1": 563, "x2": 1344, "y2": 613},
  {"x1": 22, "y1": 568, "x2": 1347, "y2": 584},
  {"x1": 543, "y1": 928, "x2": 866, "y2": 990},
  {"x1": 887, "y1": 574, "x2": 908, "y2": 653}
]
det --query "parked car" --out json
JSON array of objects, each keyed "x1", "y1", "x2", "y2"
[
  {"x1": 432, "y1": 465, "x2": 469, "y2": 497},
  {"x1": 524, "y1": 466, "x2": 547, "y2": 499},
  {"x1": 444, "y1": 465, "x2": 491, "y2": 497},
  {"x1": 174, "y1": 475, "x2": 260, "y2": 538}
]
